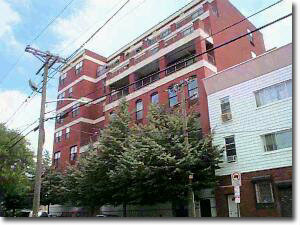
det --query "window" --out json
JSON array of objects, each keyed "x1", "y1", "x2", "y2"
[
  {"x1": 135, "y1": 46, "x2": 143, "y2": 53},
  {"x1": 66, "y1": 127, "x2": 70, "y2": 139},
  {"x1": 151, "y1": 92, "x2": 159, "y2": 105},
  {"x1": 68, "y1": 87, "x2": 73, "y2": 97},
  {"x1": 60, "y1": 73, "x2": 67, "y2": 86},
  {"x1": 191, "y1": 7, "x2": 204, "y2": 20},
  {"x1": 72, "y1": 103, "x2": 80, "y2": 117},
  {"x1": 75, "y1": 61, "x2": 83, "y2": 75},
  {"x1": 255, "y1": 181, "x2": 274, "y2": 203},
  {"x1": 160, "y1": 28, "x2": 171, "y2": 39},
  {"x1": 136, "y1": 100, "x2": 143, "y2": 120},
  {"x1": 102, "y1": 78, "x2": 106, "y2": 94},
  {"x1": 247, "y1": 29, "x2": 254, "y2": 45},
  {"x1": 225, "y1": 136, "x2": 237, "y2": 162},
  {"x1": 182, "y1": 26, "x2": 194, "y2": 37},
  {"x1": 70, "y1": 146, "x2": 77, "y2": 161},
  {"x1": 54, "y1": 151, "x2": 61, "y2": 168},
  {"x1": 56, "y1": 113, "x2": 63, "y2": 124},
  {"x1": 211, "y1": 1, "x2": 219, "y2": 16},
  {"x1": 55, "y1": 131, "x2": 62, "y2": 143},
  {"x1": 255, "y1": 79, "x2": 292, "y2": 107},
  {"x1": 220, "y1": 96, "x2": 232, "y2": 122},
  {"x1": 251, "y1": 51, "x2": 257, "y2": 58},
  {"x1": 262, "y1": 129, "x2": 292, "y2": 152},
  {"x1": 188, "y1": 78, "x2": 198, "y2": 100},
  {"x1": 168, "y1": 86, "x2": 178, "y2": 107}
]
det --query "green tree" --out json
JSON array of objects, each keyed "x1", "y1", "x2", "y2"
[
  {"x1": 0, "y1": 123, "x2": 35, "y2": 216},
  {"x1": 40, "y1": 150, "x2": 65, "y2": 213}
]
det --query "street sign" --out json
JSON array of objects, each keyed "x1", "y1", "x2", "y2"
[
  {"x1": 231, "y1": 172, "x2": 241, "y2": 186},
  {"x1": 234, "y1": 186, "x2": 240, "y2": 203}
]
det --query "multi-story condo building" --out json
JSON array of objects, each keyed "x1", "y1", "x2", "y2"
[
  {"x1": 52, "y1": 0, "x2": 267, "y2": 217},
  {"x1": 53, "y1": 0, "x2": 265, "y2": 172},
  {"x1": 203, "y1": 43, "x2": 292, "y2": 217}
]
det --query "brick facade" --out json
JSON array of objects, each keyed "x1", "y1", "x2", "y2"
[
  {"x1": 215, "y1": 167, "x2": 292, "y2": 217},
  {"x1": 53, "y1": 0, "x2": 266, "y2": 173}
]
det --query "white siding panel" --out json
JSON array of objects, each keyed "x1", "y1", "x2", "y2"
[{"x1": 208, "y1": 65, "x2": 292, "y2": 176}]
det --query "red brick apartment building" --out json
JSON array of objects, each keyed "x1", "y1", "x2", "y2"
[{"x1": 53, "y1": 0, "x2": 265, "y2": 205}]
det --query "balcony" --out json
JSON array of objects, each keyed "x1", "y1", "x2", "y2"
[
  {"x1": 108, "y1": 76, "x2": 130, "y2": 103},
  {"x1": 106, "y1": 8, "x2": 208, "y2": 80}
]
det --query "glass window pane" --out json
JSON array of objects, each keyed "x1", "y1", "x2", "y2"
[
  {"x1": 256, "y1": 182, "x2": 273, "y2": 203},
  {"x1": 286, "y1": 80, "x2": 292, "y2": 97},
  {"x1": 264, "y1": 133, "x2": 276, "y2": 151},
  {"x1": 277, "y1": 82, "x2": 287, "y2": 100},
  {"x1": 151, "y1": 93, "x2": 159, "y2": 104},
  {"x1": 188, "y1": 79, "x2": 197, "y2": 91},
  {"x1": 136, "y1": 101, "x2": 143, "y2": 111},
  {"x1": 276, "y1": 129, "x2": 292, "y2": 149},
  {"x1": 168, "y1": 88, "x2": 176, "y2": 98},
  {"x1": 169, "y1": 97, "x2": 177, "y2": 107}
]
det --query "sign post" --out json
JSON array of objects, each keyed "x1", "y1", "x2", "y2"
[{"x1": 231, "y1": 172, "x2": 241, "y2": 217}]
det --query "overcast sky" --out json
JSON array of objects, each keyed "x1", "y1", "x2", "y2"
[{"x1": 0, "y1": 0, "x2": 293, "y2": 156}]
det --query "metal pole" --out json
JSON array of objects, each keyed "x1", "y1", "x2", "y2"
[
  {"x1": 180, "y1": 82, "x2": 196, "y2": 218},
  {"x1": 32, "y1": 60, "x2": 48, "y2": 217}
]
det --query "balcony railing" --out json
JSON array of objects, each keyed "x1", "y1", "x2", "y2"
[
  {"x1": 109, "y1": 87, "x2": 129, "y2": 103},
  {"x1": 135, "y1": 72, "x2": 160, "y2": 90},
  {"x1": 165, "y1": 57, "x2": 197, "y2": 75}
]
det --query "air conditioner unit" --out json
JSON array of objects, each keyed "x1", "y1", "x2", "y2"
[
  {"x1": 221, "y1": 112, "x2": 232, "y2": 122},
  {"x1": 227, "y1": 155, "x2": 237, "y2": 163}
]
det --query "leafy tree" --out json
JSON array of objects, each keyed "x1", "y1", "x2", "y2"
[
  {"x1": 40, "y1": 150, "x2": 65, "y2": 213},
  {"x1": 0, "y1": 123, "x2": 35, "y2": 216}
]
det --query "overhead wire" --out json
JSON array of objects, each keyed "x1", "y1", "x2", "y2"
[{"x1": 6, "y1": 5, "x2": 291, "y2": 150}]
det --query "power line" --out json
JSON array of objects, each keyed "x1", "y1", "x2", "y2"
[
  {"x1": 47, "y1": 13, "x2": 292, "y2": 129},
  {"x1": 29, "y1": 0, "x2": 76, "y2": 45},
  {"x1": 0, "y1": 0, "x2": 76, "y2": 87},
  {"x1": 5, "y1": 7, "x2": 291, "y2": 149}
]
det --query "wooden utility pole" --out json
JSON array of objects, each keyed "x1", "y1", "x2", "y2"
[
  {"x1": 25, "y1": 46, "x2": 65, "y2": 217},
  {"x1": 178, "y1": 80, "x2": 196, "y2": 218}
]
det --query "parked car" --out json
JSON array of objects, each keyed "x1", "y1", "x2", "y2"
[
  {"x1": 96, "y1": 214, "x2": 119, "y2": 217},
  {"x1": 28, "y1": 211, "x2": 49, "y2": 217}
]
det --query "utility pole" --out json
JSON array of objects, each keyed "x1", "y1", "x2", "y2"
[
  {"x1": 178, "y1": 80, "x2": 196, "y2": 218},
  {"x1": 25, "y1": 46, "x2": 65, "y2": 217}
]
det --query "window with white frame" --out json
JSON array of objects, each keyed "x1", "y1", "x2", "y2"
[
  {"x1": 151, "y1": 92, "x2": 159, "y2": 105},
  {"x1": 56, "y1": 113, "x2": 63, "y2": 124},
  {"x1": 136, "y1": 100, "x2": 143, "y2": 120},
  {"x1": 68, "y1": 87, "x2": 73, "y2": 97},
  {"x1": 255, "y1": 79, "x2": 292, "y2": 107},
  {"x1": 247, "y1": 28, "x2": 254, "y2": 45},
  {"x1": 60, "y1": 73, "x2": 66, "y2": 86},
  {"x1": 168, "y1": 85, "x2": 178, "y2": 107},
  {"x1": 225, "y1": 136, "x2": 237, "y2": 162},
  {"x1": 255, "y1": 181, "x2": 274, "y2": 203},
  {"x1": 220, "y1": 96, "x2": 232, "y2": 122},
  {"x1": 75, "y1": 61, "x2": 83, "y2": 75},
  {"x1": 70, "y1": 146, "x2": 77, "y2": 161},
  {"x1": 54, "y1": 151, "x2": 61, "y2": 168},
  {"x1": 262, "y1": 129, "x2": 292, "y2": 152},
  {"x1": 66, "y1": 127, "x2": 70, "y2": 139},
  {"x1": 188, "y1": 78, "x2": 198, "y2": 100},
  {"x1": 72, "y1": 103, "x2": 80, "y2": 117},
  {"x1": 55, "y1": 131, "x2": 62, "y2": 143}
]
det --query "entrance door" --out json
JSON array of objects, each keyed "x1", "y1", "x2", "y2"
[
  {"x1": 227, "y1": 194, "x2": 239, "y2": 217},
  {"x1": 200, "y1": 199, "x2": 212, "y2": 217},
  {"x1": 278, "y1": 186, "x2": 292, "y2": 217}
]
